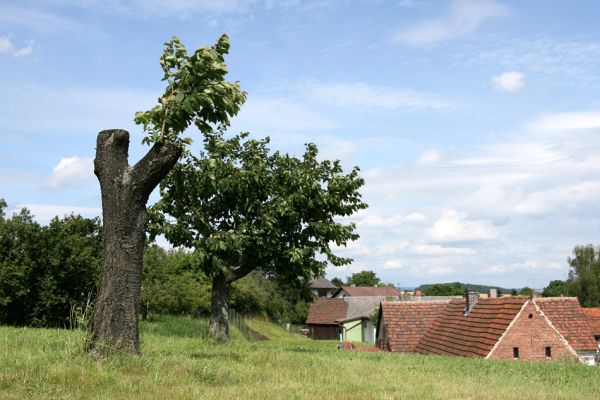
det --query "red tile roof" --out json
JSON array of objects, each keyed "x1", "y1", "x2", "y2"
[
  {"x1": 535, "y1": 298, "x2": 598, "y2": 351},
  {"x1": 582, "y1": 307, "x2": 600, "y2": 337},
  {"x1": 306, "y1": 298, "x2": 347, "y2": 325},
  {"x1": 339, "y1": 286, "x2": 400, "y2": 297},
  {"x1": 380, "y1": 300, "x2": 450, "y2": 352},
  {"x1": 416, "y1": 297, "x2": 528, "y2": 358}
]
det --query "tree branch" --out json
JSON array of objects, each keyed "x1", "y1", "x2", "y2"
[{"x1": 130, "y1": 141, "x2": 182, "y2": 203}]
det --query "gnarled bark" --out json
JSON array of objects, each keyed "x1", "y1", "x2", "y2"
[
  {"x1": 89, "y1": 129, "x2": 180, "y2": 355},
  {"x1": 208, "y1": 264, "x2": 255, "y2": 342}
]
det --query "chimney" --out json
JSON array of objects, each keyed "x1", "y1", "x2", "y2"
[
  {"x1": 488, "y1": 288, "x2": 498, "y2": 299},
  {"x1": 415, "y1": 289, "x2": 422, "y2": 297},
  {"x1": 464, "y1": 290, "x2": 479, "y2": 315}
]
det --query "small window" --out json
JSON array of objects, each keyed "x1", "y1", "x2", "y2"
[
  {"x1": 545, "y1": 346, "x2": 552, "y2": 359},
  {"x1": 528, "y1": 313, "x2": 533, "y2": 319},
  {"x1": 513, "y1": 347, "x2": 519, "y2": 359}
]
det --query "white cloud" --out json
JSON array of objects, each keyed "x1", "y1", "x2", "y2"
[
  {"x1": 318, "y1": 140, "x2": 357, "y2": 162},
  {"x1": 331, "y1": 239, "x2": 371, "y2": 256},
  {"x1": 306, "y1": 82, "x2": 458, "y2": 112},
  {"x1": 527, "y1": 111, "x2": 600, "y2": 132},
  {"x1": 404, "y1": 212, "x2": 428, "y2": 223},
  {"x1": 0, "y1": 35, "x2": 34, "y2": 58},
  {"x1": 491, "y1": 71, "x2": 524, "y2": 92},
  {"x1": 47, "y1": 156, "x2": 94, "y2": 190},
  {"x1": 383, "y1": 259, "x2": 405, "y2": 270},
  {"x1": 411, "y1": 243, "x2": 476, "y2": 256},
  {"x1": 481, "y1": 260, "x2": 562, "y2": 275},
  {"x1": 415, "y1": 149, "x2": 445, "y2": 166},
  {"x1": 429, "y1": 210, "x2": 499, "y2": 242},
  {"x1": 393, "y1": 0, "x2": 509, "y2": 46}
]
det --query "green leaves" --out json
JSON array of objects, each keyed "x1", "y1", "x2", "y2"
[
  {"x1": 149, "y1": 132, "x2": 367, "y2": 286},
  {"x1": 135, "y1": 34, "x2": 247, "y2": 147}
]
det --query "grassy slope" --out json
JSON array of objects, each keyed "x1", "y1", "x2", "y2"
[{"x1": 1, "y1": 316, "x2": 599, "y2": 400}]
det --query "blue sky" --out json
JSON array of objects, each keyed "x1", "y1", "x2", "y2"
[{"x1": 2, "y1": 0, "x2": 600, "y2": 289}]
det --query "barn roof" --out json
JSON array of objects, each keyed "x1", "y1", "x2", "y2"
[
  {"x1": 309, "y1": 277, "x2": 337, "y2": 289},
  {"x1": 416, "y1": 296, "x2": 528, "y2": 357},
  {"x1": 535, "y1": 298, "x2": 598, "y2": 351},
  {"x1": 341, "y1": 296, "x2": 387, "y2": 322},
  {"x1": 380, "y1": 300, "x2": 450, "y2": 353},
  {"x1": 306, "y1": 298, "x2": 347, "y2": 325}
]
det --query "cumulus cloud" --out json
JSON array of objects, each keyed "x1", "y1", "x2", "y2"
[
  {"x1": 392, "y1": 0, "x2": 510, "y2": 46},
  {"x1": 491, "y1": 71, "x2": 524, "y2": 92},
  {"x1": 47, "y1": 156, "x2": 94, "y2": 190},
  {"x1": 0, "y1": 35, "x2": 34, "y2": 58},
  {"x1": 428, "y1": 210, "x2": 499, "y2": 242}
]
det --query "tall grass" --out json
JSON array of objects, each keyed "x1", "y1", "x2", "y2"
[{"x1": 1, "y1": 316, "x2": 598, "y2": 399}]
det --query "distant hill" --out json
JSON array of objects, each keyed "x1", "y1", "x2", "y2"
[{"x1": 417, "y1": 282, "x2": 513, "y2": 294}]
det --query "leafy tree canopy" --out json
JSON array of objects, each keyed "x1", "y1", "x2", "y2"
[
  {"x1": 520, "y1": 286, "x2": 534, "y2": 296},
  {"x1": 150, "y1": 131, "x2": 367, "y2": 284},
  {"x1": 345, "y1": 270, "x2": 381, "y2": 287},
  {"x1": 330, "y1": 277, "x2": 344, "y2": 287},
  {"x1": 542, "y1": 280, "x2": 568, "y2": 297},
  {"x1": 423, "y1": 282, "x2": 463, "y2": 296},
  {"x1": 135, "y1": 35, "x2": 246, "y2": 146},
  {"x1": 566, "y1": 244, "x2": 600, "y2": 307}
]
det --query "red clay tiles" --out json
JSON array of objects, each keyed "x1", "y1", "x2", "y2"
[
  {"x1": 306, "y1": 298, "x2": 347, "y2": 325},
  {"x1": 582, "y1": 307, "x2": 600, "y2": 337},
  {"x1": 416, "y1": 297, "x2": 528, "y2": 357},
  {"x1": 535, "y1": 298, "x2": 598, "y2": 351},
  {"x1": 379, "y1": 300, "x2": 450, "y2": 352}
]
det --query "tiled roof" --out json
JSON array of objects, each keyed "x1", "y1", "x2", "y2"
[
  {"x1": 342, "y1": 296, "x2": 386, "y2": 321},
  {"x1": 309, "y1": 277, "x2": 337, "y2": 289},
  {"x1": 381, "y1": 300, "x2": 450, "y2": 352},
  {"x1": 416, "y1": 297, "x2": 528, "y2": 357},
  {"x1": 582, "y1": 307, "x2": 600, "y2": 337},
  {"x1": 339, "y1": 286, "x2": 401, "y2": 297},
  {"x1": 306, "y1": 298, "x2": 347, "y2": 325},
  {"x1": 535, "y1": 298, "x2": 598, "y2": 351}
]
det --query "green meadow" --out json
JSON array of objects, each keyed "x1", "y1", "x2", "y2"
[{"x1": 1, "y1": 315, "x2": 598, "y2": 400}]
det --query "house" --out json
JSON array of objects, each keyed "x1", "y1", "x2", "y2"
[
  {"x1": 378, "y1": 292, "x2": 599, "y2": 365},
  {"x1": 339, "y1": 296, "x2": 385, "y2": 344},
  {"x1": 306, "y1": 296, "x2": 385, "y2": 343},
  {"x1": 306, "y1": 298, "x2": 347, "y2": 340},
  {"x1": 333, "y1": 285, "x2": 401, "y2": 299},
  {"x1": 377, "y1": 300, "x2": 450, "y2": 352},
  {"x1": 582, "y1": 307, "x2": 600, "y2": 346},
  {"x1": 309, "y1": 277, "x2": 337, "y2": 298}
]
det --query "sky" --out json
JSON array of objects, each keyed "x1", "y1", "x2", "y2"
[{"x1": 2, "y1": 0, "x2": 600, "y2": 289}]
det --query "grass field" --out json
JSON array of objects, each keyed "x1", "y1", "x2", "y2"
[{"x1": 1, "y1": 315, "x2": 599, "y2": 399}]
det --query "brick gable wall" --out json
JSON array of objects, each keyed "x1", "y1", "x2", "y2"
[{"x1": 488, "y1": 301, "x2": 577, "y2": 362}]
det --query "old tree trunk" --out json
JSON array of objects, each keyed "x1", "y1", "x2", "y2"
[
  {"x1": 89, "y1": 129, "x2": 180, "y2": 355},
  {"x1": 209, "y1": 273, "x2": 231, "y2": 342}
]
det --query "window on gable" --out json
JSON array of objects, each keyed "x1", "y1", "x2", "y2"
[
  {"x1": 513, "y1": 347, "x2": 519, "y2": 359},
  {"x1": 545, "y1": 346, "x2": 552, "y2": 359}
]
